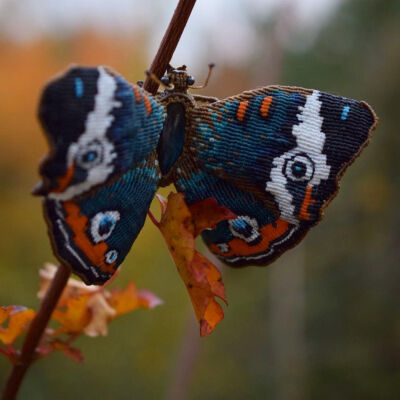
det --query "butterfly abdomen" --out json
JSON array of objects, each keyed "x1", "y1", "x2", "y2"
[
  {"x1": 156, "y1": 93, "x2": 196, "y2": 185},
  {"x1": 157, "y1": 102, "x2": 186, "y2": 176}
]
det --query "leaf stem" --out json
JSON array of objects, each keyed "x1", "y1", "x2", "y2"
[
  {"x1": 1, "y1": 264, "x2": 71, "y2": 400},
  {"x1": 147, "y1": 210, "x2": 161, "y2": 228}
]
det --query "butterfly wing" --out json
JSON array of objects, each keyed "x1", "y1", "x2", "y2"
[
  {"x1": 44, "y1": 157, "x2": 159, "y2": 284},
  {"x1": 35, "y1": 65, "x2": 164, "y2": 199},
  {"x1": 175, "y1": 86, "x2": 377, "y2": 266},
  {"x1": 35, "y1": 66, "x2": 164, "y2": 284}
]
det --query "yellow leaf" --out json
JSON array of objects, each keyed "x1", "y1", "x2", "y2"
[
  {"x1": 39, "y1": 263, "x2": 162, "y2": 337},
  {"x1": 108, "y1": 282, "x2": 141, "y2": 317},
  {"x1": 52, "y1": 294, "x2": 92, "y2": 334},
  {"x1": 108, "y1": 282, "x2": 163, "y2": 318},
  {"x1": 0, "y1": 306, "x2": 35, "y2": 345}
]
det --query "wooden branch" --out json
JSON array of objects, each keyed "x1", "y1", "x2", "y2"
[
  {"x1": 143, "y1": 0, "x2": 197, "y2": 94},
  {"x1": 1, "y1": 0, "x2": 197, "y2": 398},
  {"x1": 1, "y1": 264, "x2": 71, "y2": 400}
]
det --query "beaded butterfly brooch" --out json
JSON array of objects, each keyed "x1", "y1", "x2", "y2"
[{"x1": 33, "y1": 64, "x2": 378, "y2": 285}]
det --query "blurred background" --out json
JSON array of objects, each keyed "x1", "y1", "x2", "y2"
[{"x1": 0, "y1": 0, "x2": 399, "y2": 398}]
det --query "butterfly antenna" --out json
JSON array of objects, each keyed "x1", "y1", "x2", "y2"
[
  {"x1": 191, "y1": 63, "x2": 215, "y2": 90},
  {"x1": 145, "y1": 70, "x2": 173, "y2": 90}
]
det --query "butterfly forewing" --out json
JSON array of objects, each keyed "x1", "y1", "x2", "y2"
[{"x1": 175, "y1": 86, "x2": 377, "y2": 266}]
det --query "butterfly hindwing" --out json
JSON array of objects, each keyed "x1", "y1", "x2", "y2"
[
  {"x1": 174, "y1": 162, "x2": 295, "y2": 265},
  {"x1": 44, "y1": 157, "x2": 160, "y2": 284},
  {"x1": 35, "y1": 66, "x2": 165, "y2": 284},
  {"x1": 176, "y1": 86, "x2": 377, "y2": 266}
]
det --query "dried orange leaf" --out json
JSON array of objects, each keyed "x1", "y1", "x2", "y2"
[
  {"x1": 107, "y1": 282, "x2": 141, "y2": 317},
  {"x1": 83, "y1": 292, "x2": 116, "y2": 337},
  {"x1": 0, "y1": 306, "x2": 35, "y2": 345},
  {"x1": 40, "y1": 263, "x2": 161, "y2": 337},
  {"x1": 52, "y1": 294, "x2": 92, "y2": 334},
  {"x1": 189, "y1": 197, "x2": 236, "y2": 236},
  {"x1": 157, "y1": 193, "x2": 230, "y2": 336},
  {"x1": 138, "y1": 290, "x2": 163, "y2": 309},
  {"x1": 108, "y1": 282, "x2": 162, "y2": 318},
  {"x1": 38, "y1": 263, "x2": 97, "y2": 306}
]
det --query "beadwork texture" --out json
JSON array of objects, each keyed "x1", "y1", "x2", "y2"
[{"x1": 35, "y1": 66, "x2": 377, "y2": 284}]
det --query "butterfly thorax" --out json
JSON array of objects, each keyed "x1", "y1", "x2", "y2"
[{"x1": 156, "y1": 66, "x2": 198, "y2": 186}]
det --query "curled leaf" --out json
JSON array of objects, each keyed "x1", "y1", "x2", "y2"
[
  {"x1": 108, "y1": 282, "x2": 163, "y2": 318},
  {"x1": 51, "y1": 294, "x2": 92, "y2": 335},
  {"x1": 83, "y1": 293, "x2": 116, "y2": 337},
  {"x1": 154, "y1": 193, "x2": 234, "y2": 336},
  {"x1": 38, "y1": 263, "x2": 98, "y2": 305},
  {"x1": 138, "y1": 290, "x2": 164, "y2": 309},
  {"x1": 39, "y1": 263, "x2": 162, "y2": 337},
  {"x1": 0, "y1": 305, "x2": 35, "y2": 345},
  {"x1": 189, "y1": 197, "x2": 236, "y2": 236}
]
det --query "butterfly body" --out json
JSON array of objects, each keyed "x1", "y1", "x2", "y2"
[{"x1": 35, "y1": 65, "x2": 377, "y2": 284}]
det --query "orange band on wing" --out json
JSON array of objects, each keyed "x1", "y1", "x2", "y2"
[
  {"x1": 210, "y1": 219, "x2": 290, "y2": 257},
  {"x1": 133, "y1": 86, "x2": 141, "y2": 103},
  {"x1": 142, "y1": 93, "x2": 152, "y2": 116},
  {"x1": 236, "y1": 100, "x2": 248, "y2": 122},
  {"x1": 63, "y1": 202, "x2": 116, "y2": 273},
  {"x1": 299, "y1": 186, "x2": 316, "y2": 220},
  {"x1": 259, "y1": 96, "x2": 272, "y2": 118},
  {"x1": 54, "y1": 164, "x2": 74, "y2": 193}
]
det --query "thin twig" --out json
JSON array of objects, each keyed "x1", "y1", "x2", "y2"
[
  {"x1": 1, "y1": 0, "x2": 198, "y2": 398},
  {"x1": 143, "y1": 0, "x2": 197, "y2": 94},
  {"x1": 1, "y1": 264, "x2": 71, "y2": 400}
]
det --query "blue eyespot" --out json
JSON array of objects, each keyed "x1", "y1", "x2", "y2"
[
  {"x1": 99, "y1": 215, "x2": 115, "y2": 236},
  {"x1": 217, "y1": 243, "x2": 230, "y2": 253},
  {"x1": 291, "y1": 161, "x2": 307, "y2": 178},
  {"x1": 84, "y1": 151, "x2": 97, "y2": 163},
  {"x1": 285, "y1": 153, "x2": 314, "y2": 182},
  {"x1": 229, "y1": 216, "x2": 260, "y2": 244},
  {"x1": 75, "y1": 141, "x2": 104, "y2": 169},
  {"x1": 232, "y1": 218, "x2": 249, "y2": 233},
  {"x1": 105, "y1": 249, "x2": 118, "y2": 264},
  {"x1": 90, "y1": 211, "x2": 121, "y2": 243}
]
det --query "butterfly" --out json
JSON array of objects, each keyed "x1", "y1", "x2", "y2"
[{"x1": 33, "y1": 64, "x2": 378, "y2": 285}]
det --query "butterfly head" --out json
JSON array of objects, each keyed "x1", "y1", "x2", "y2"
[
  {"x1": 160, "y1": 65, "x2": 195, "y2": 93},
  {"x1": 34, "y1": 66, "x2": 164, "y2": 200}
]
